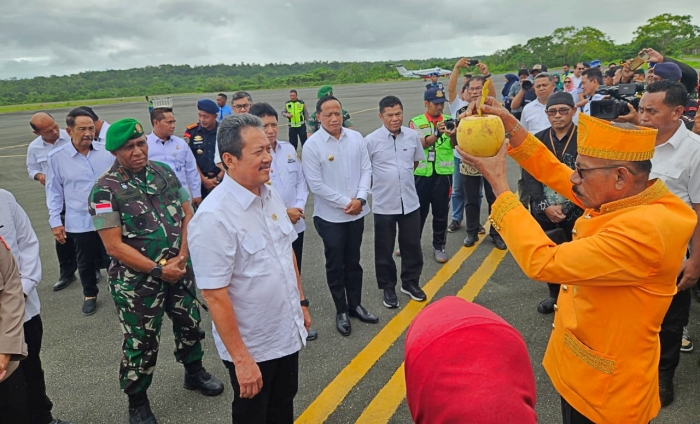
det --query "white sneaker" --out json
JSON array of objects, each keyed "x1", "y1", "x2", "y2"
[{"x1": 681, "y1": 326, "x2": 693, "y2": 352}]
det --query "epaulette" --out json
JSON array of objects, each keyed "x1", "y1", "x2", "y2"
[{"x1": 185, "y1": 122, "x2": 199, "y2": 130}]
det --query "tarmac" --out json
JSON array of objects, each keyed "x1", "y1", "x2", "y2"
[{"x1": 0, "y1": 77, "x2": 699, "y2": 423}]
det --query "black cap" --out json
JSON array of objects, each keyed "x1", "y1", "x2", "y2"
[{"x1": 546, "y1": 92, "x2": 575, "y2": 109}]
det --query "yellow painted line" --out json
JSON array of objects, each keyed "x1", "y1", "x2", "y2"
[
  {"x1": 295, "y1": 232, "x2": 488, "y2": 424},
  {"x1": 354, "y1": 247, "x2": 509, "y2": 423}
]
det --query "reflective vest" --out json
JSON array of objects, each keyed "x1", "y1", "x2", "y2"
[
  {"x1": 285, "y1": 101, "x2": 306, "y2": 128},
  {"x1": 411, "y1": 113, "x2": 455, "y2": 177}
]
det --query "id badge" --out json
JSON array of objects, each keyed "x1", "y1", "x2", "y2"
[{"x1": 427, "y1": 150, "x2": 436, "y2": 162}]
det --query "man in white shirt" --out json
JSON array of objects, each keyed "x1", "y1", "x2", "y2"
[
  {"x1": 302, "y1": 96, "x2": 377, "y2": 337},
  {"x1": 146, "y1": 107, "x2": 202, "y2": 206},
  {"x1": 27, "y1": 112, "x2": 77, "y2": 291},
  {"x1": 46, "y1": 108, "x2": 114, "y2": 316},
  {"x1": 569, "y1": 62, "x2": 584, "y2": 90},
  {"x1": 214, "y1": 92, "x2": 254, "y2": 168},
  {"x1": 578, "y1": 68, "x2": 605, "y2": 115},
  {"x1": 189, "y1": 114, "x2": 310, "y2": 422},
  {"x1": 520, "y1": 73, "x2": 556, "y2": 134},
  {"x1": 0, "y1": 189, "x2": 75, "y2": 424},
  {"x1": 248, "y1": 102, "x2": 318, "y2": 341},
  {"x1": 78, "y1": 106, "x2": 110, "y2": 143},
  {"x1": 365, "y1": 96, "x2": 426, "y2": 309},
  {"x1": 638, "y1": 80, "x2": 700, "y2": 407}
]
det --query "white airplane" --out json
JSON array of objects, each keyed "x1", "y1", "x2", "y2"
[{"x1": 395, "y1": 65, "x2": 452, "y2": 79}]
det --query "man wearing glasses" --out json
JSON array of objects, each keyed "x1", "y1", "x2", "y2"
[
  {"x1": 214, "y1": 92, "x2": 254, "y2": 170},
  {"x1": 522, "y1": 92, "x2": 582, "y2": 314}
]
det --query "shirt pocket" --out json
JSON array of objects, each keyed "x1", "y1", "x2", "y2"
[
  {"x1": 120, "y1": 203, "x2": 159, "y2": 238},
  {"x1": 36, "y1": 155, "x2": 48, "y2": 171},
  {"x1": 558, "y1": 329, "x2": 616, "y2": 407},
  {"x1": 240, "y1": 236, "x2": 270, "y2": 276},
  {"x1": 652, "y1": 165, "x2": 682, "y2": 182}
]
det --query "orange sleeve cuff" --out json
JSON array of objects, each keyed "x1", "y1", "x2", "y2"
[
  {"x1": 508, "y1": 133, "x2": 540, "y2": 164},
  {"x1": 489, "y1": 192, "x2": 522, "y2": 231}
]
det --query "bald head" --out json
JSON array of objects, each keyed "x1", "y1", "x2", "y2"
[{"x1": 30, "y1": 113, "x2": 61, "y2": 144}]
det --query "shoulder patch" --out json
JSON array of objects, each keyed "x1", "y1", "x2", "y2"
[
  {"x1": 0, "y1": 236, "x2": 9, "y2": 251},
  {"x1": 186, "y1": 122, "x2": 199, "y2": 130}
]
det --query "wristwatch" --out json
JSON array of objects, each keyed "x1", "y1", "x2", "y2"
[
  {"x1": 300, "y1": 298, "x2": 310, "y2": 307},
  {"x1": 150, "y1": 264, "x2": 163, "y2": 279},
  {"x1": 357, "y1": 198, "x2": 367, "y2": 207}
]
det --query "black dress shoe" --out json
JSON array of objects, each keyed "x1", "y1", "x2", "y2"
[
  {"x1": 383, "y1": 288, "x2": 399, "y2": 309},
  {"x1": 348, "y1": 305, "x2": 379, "y2": 323},
  {"x1": 336, "y1": 313, "x2": 351, "y2": 336},
  {"x1": 464, "y1": 234, "x2": 478, "y2": 247},
  {"x1": 491, "y1": 234, "x2": 507, "y2": 250},
  {"x1": 537, "y1": 297, "x2": 557, "y2": 314},
  {"x1": 184, "y1": 367, "x2": 224, "y2": 396},
  {"x1": 129, "y1": 400, "x2": 158, "y2": 424},
  {"x1": 306, "y1": 327, "x2": 318, "y2": 341},
  {"x1": 659, "y1": 375, "x2": 674, "y2": 407},
  {"x1": 53, "y1": 275, "x2": 76, "y2": 291},
  {"x1": 82, "y1": 297, "x2": 97, "y2": 316}
]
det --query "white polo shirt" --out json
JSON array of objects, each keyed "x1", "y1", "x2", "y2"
[
  {"x1": 302, "y1": 127, "x2": 372, "y2": 223},
  {"x1": 520, "y1": 99, "x2": 550, "y2": 134},
  {"x1": 650, "y1": 122, "x2": 700, "y2": 208},
  {"x1": 26, "y1": 130, "x2": 71, "y2": 180},
  {"x1": 188, "y1": 175, "x2": 306, "y2": 363},
  {"x1": 270, "y1": 140, "x2": 308, "y2": 233},
  {"x1": 364, "y1": 125, "x2": 424, "y2": 215}
]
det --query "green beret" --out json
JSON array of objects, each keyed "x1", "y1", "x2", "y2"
[
  {"x1": 317, "y1": 85, "x2": 333, "y2": 99},
  {"x1": 106, "y1": 118, "x2": 145, "y2": 152}
]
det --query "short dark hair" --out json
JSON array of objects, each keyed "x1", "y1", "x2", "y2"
[
  {"x1": 150, "y1": 107, "x2": 173, "y2": 125},
  {"x1": 231, "y1": 91, "x2": 252, "y2": 103},
  {"x1": 466, "y1": 75, "x2": 486, "y2": 88},
  {"x1": 645, "y1": 80, "x2": 688, "y2": 109},
  {"x1": 217, "y1": 93, "x2": 228, "y2": 100},
  {"x1": 290, "y1": 89, "x2": 298, "y2": 95},
  {"x1": 604, "y1": 69, "x2": 616, "y2": 79},
  {"x1": 66, "y1": 108, "x2": 94, "y2": 128},
  {"x1": 217, "y1": 114, "x2": 263, "y2": 166},
  {"x1": 379, "y1": 96, "x2": 403, "y2": 113},
  {"x1": 582, "y1": 68, "x2": 603, "y2": 85},
  {"x1": 77, "y1": 106, "x2": 99, "y2": 121},
  {"x1": 248, "y1": 102, "x2": 278, "y2": 121},
  {"x1": 563, "y1": 63, "x2": 570, "y2": 67},
  {"x1": 316, "y1": 96, "x2": 341, "y2": 114},
  {"x1": 629, "y1": 160, "x2": 652, "y2": 174},
  {"x1": 517, "y1": 69, "x2": 529, "y2": 77}
]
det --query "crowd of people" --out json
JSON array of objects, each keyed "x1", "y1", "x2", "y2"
[{"x1": 1, "y1": 45, "x2": 699, "y2": 424}]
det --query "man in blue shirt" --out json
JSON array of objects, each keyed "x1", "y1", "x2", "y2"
[
  {"x1": 216, "y1": 93, "x2": 232, "y2": 122},
  {"x1": 425, "y1": 72, "x2": 445, "y2": 91}
]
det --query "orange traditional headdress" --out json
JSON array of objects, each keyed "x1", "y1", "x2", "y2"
[{"x1": 577, "y1": 114, "x2": 657, "y2": 161}]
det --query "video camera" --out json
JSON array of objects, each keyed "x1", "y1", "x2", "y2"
[{"x1": 590, "y1": 83, "x2": 645, "y2": 120}]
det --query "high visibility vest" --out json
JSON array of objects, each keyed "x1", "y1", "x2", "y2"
[
  {"x1": 411, "y1": 114, "x2": 454, "y2": 177},
  {"x1": 285, "y1": 101, "x2": 306, "y2": 128}
]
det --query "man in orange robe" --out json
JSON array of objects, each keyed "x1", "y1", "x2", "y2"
[{"x1": 457, "y1": 103, "x2": 697, "y2": 424}]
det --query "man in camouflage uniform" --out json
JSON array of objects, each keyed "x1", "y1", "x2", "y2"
[
  {"x1": 88, "y1": 118, "x2": 223, "y2": 424},
  {"x1": 306, "y1": 85, "x2": 354, "y2": 138}
]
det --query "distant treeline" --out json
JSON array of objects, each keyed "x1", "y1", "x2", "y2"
[{"x1": 0, "y1": 13, "x2": 696, "y2": 106}]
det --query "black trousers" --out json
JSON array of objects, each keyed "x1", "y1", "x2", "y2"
[
  {"x1": 313, "y1": 217, "x2": 364, "y2": 314},
  {"x1": 68, "y1": 231, "x2": 108, "y2": 297},
  {"x1": 535, "y1": 217, "x2": 576, "y2": 299},
  {"x1": 561, "y1": 397, "x2": 594, "y2": 424},
  {"x1": 374, "y1": 210, "x2": 423, "y2": 290},
  {"x1": 292, "y1": 231, "x2": 304, "y2": 272},
  {"x1": 223, "y1": 351, "x2": 299, "y2": 424},
  {"x1": 659, "y1": 276, "x2": 691, "y2": 378},
  {"x1": 19, "y1": 315, "x2": 53, "y2": 424},
  {"x1": 463, "y1": 174, "x2": 497, "y2": 237},
  {"x1": 56, "y1": 215, "x2": 77, "y2": 279},
  {"x1": 288, "y1": 126, "x2": 307, "y2": 150},
  {"x1": 0, "y1": 366, "x2": 29, "y2": 424},
  {"x1": 415, "y1": 174, "x2": 451, "y2": 250}
]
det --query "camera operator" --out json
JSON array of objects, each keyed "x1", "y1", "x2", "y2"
[
  {"x1": 617, "y1": 48, "x2": 697, "y2": 92},
  {"x1": 578, "y1": 68, "x2": 605, "y2": 115},
  {"x1": 508, "y1": 69, "x2": 530, "y2": 121},
  {"x1": 510, "y1": 65, "x2": 545, "y2": 117}
]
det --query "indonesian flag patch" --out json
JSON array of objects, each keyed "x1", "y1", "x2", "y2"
[{"x1": 95, "y1": 203, "x2": 113, "y2": 214}]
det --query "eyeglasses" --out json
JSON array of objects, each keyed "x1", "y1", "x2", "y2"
[
  {"x1": 564, "y1": 80, "x2": 573, "y2": 84},
  {"x1": 575, "y1": 164, "x2": 635, "y2": 179},
  {"x1": 546, "y1": 108, "x2": 572, "y2": 116},
  {"x1": 233, "y1": 104, "x2": 252, "y2": 111},
  {"x1": 576, "y1": 67, "x2": 585, "y2": 70}
]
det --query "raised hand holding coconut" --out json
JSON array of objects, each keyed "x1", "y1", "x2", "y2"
[{"x1": 456, "y1": 96, "x2": 528, "y2": 149}]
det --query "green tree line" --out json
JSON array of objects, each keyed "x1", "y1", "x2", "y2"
[{"x1": 0, "y1": 14, "x2": 696, "y2": 106}]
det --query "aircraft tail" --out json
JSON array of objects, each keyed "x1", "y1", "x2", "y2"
[{"x1": 395, "y1": 65, "x2": 411, "y2": 76}]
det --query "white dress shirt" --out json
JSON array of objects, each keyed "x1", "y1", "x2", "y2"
[
  {"x1": 520, "y1": 99, "x2": 551, "y2": 134},
  {"x1": 650, "y1": 122, "x2": 700, "y2": 208},
  {"x1": 365, "y1": 126, "x2": 424, "y2": 215},
  {"x1": 302, "y1": 127, "x2": 372, "y2": 223},
  {"x1": 146, "y1": 132, "x2": 202, "y2": 198},
  {"x1": 46, "y1": 141, "x2": 115, "y2": 233},
  {"x1": 0, "y1": 190, "x2": 42, "y2": 322},
  {"x1": 95, "y1": 121, "x2": 110, "y2": 144},
  {"x1": 188, "y1": 175, "x2": 306, "y2": 363},
  {"x1": 26, "y1": 130, "x2": 71, "y2": 180},
  {"x1": 270, "y1": 140, "x2": 308, "y2": 233}
]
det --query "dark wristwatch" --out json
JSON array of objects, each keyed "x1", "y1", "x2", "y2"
[
  {"x1": 150, "y1": 265, "x2": 163, "y2": 279},
  {"x1": 357, "y1": 198, "x2": 367, "y2": 207},
  {"x1": 300, "y1": 298, "x2": 309, "y2": 307}
]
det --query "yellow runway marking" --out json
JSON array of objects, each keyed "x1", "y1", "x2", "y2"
[
  {"x1": 354, "y1": 247, "x2": 509, "y2": 423},
  {"x1": 295, "y1": 233, "x2": 488, "y2": 424}
]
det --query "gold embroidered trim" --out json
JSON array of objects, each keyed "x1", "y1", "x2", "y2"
[
  {"x1": 564, "y1": 332, "x2": 615, "y2": 375},
  {"x1": 489, "y1": 193, "x2": 521, "y2": 230},
  {"x1": 508, "y1": 134, "x2": 539, "y2": 163},
  {"x1": 577, "y1": 146, "x2": 654, "y2": 161},
  {"x1": 599, "y1": 179, "x2": 669, "y2": 214}
]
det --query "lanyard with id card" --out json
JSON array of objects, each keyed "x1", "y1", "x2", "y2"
[{"x1": 427, "y1": 147, "x2": 436, "y2": 162}]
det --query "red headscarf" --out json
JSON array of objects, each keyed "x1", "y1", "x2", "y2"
[{"x1": 404, "y1": 297, "x2": 537, "y2": 424}]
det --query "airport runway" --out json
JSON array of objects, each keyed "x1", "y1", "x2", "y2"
[{"x1": 1, "y1": 77, "x2": 699, "y2": 423}]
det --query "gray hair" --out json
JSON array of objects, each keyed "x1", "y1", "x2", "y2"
[
  {"x1": 217, "y1": 114, "x2": 263, "y2": 167},
  {"x1": 535, "y1": 72, "x2": 553, "y2": 82}
]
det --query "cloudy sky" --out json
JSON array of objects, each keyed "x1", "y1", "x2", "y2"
[{"x1": 2, "y1": 1, "x2": 698, "y2": 80}]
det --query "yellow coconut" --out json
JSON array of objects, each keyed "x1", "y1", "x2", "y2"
[{"x1": 456, "y1": 115, "x2": 506, "y2": 157}]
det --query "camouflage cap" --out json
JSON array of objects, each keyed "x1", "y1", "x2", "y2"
[
  {"x1": 106, "y1": 118, "x2": 145, "y2": 152},
  {"x1": 317, "y1": 85, "x2": 333, "y2": 99}
]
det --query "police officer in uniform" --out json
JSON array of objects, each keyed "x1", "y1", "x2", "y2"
[
  {"x1": 89, "y1": 119, "x2": 224, "y2": 424},
  {"x1": 410, "y1": 87, "x2": 456, "y2": 264},
  {"x1": 282, "y1": 89, "x2": 310, "y2": 150},
  {"x1": 184, "y1": 100, "x2": 223, "y2": 198},
  {"x1": 306, "y1": 86, "x2": 354, "y2": 138}
]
